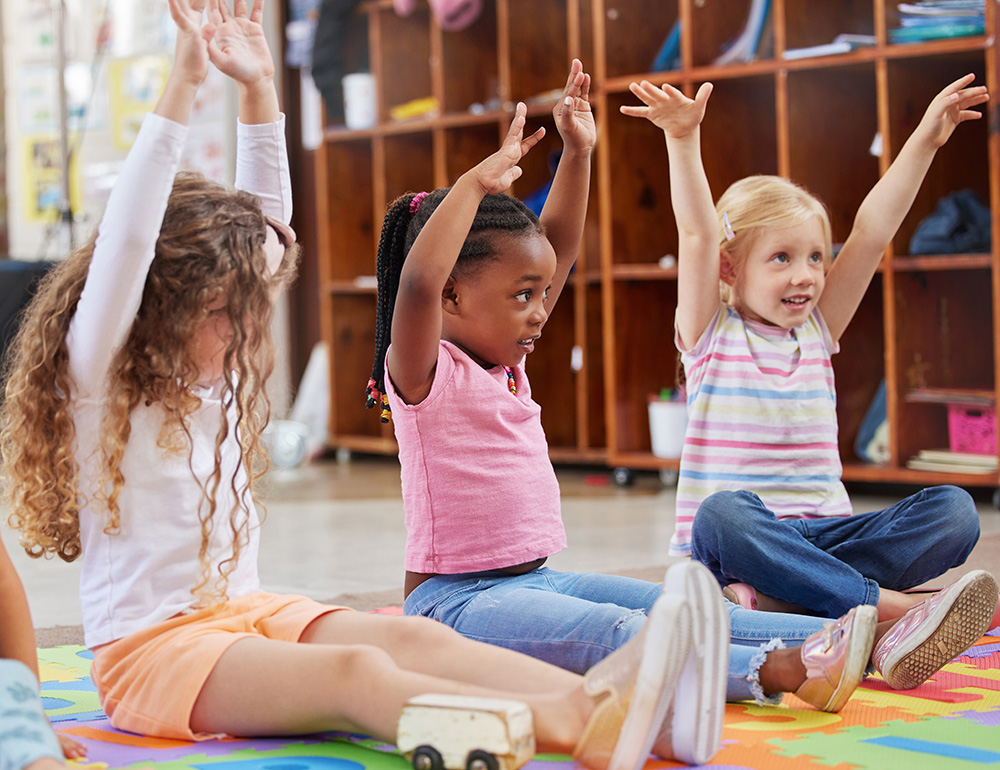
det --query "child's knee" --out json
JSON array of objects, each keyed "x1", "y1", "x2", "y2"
[
  {"x1": 695, "y1": 490, "x2": 762, "y2": 534},
  {"x1": 934, "y1": 485, "x2": 980, "y2": 544}
]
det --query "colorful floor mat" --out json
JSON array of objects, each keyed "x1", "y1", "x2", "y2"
[{"x1": 43, "y1": 626, "x2": 1000, "y2": 770}]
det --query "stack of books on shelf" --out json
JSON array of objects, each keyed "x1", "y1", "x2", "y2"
[
  {"x1": 906, "y1": 448, "x2": 998, "y2": 474},
  {"x1": 890, "y1": 1, "x2": 985, "y2": 44},
  {"x1": 782, "y1": 33, "x2": 876, "y2": 61}
]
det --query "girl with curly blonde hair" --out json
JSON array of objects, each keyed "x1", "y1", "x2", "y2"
[{"x1": 0, "y1": 3, "x2": 697, "y2": 762}]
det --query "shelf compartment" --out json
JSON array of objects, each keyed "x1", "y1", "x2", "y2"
[
  {"x1": 441, "y1": 0, "x2": 499, "y2": 115},
  {"x1": 317, "y1": 8, "x2": 371, "y2": 128},
  {"x1": 886, "y1": 52, "x2": 989, "y2": 257},
  {"x1": 510, "y1": 114, "x2": 563, "y2": 206},
  {"x1": 786, "y1": 64, "x2": 878, "y2": 245},
  {"x1": 700, "y1": 74, "x2": 778, "y2": 199},
  {"x1": 508, "y1": 0, "x2": 569, "y2": 104},
  {"x1": 319, "y1": 140, "x2": 376, "y2": 281},
  {"x1": 328, "y1": 294, "x2": 388, "y2": 442},
  {"x1": 582, "y1": 285, "x2": 607, "y2": 449},
  {"x1": 893, "y1": 268, "x2": 995, "y2": 461},
  {"x1": 531, "y1": 289, "x2": 579, "y2": 451},
  {"x1": 382, "y1": 132, "x2": 435, "y2": 205},
  {"x1": 600, "y1": 0, "x2": 679, "y2": 79},
  {"x1": 444, "y1": 123, "x2": 504, "y2": 185},
  {"x1": 783, "y1": 0, "x2": 875, "y2": 51},
  {"x1": 376, "y1": 4, "x2": 433, "y2": 120},
  {"x1": 689, "y1": 0, "x2": 772, "y2": 68},
  {"x1": 603, "y1": 90, "x2": 677, "y2": 265},
  {"x1": 608, "y1": 281, "x2": 681, "y2": 454},
  {"x1": 834, "y1": 275, "x2": 885, "y2": 463}
]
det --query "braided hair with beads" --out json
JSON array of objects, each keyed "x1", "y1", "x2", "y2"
[{"x1": 366, "y1": 188, "x2": 544, "y2": 422}]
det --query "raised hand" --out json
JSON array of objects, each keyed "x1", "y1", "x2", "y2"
[
  {"x1": 553, "y1": 59, "x2": 596, "y2": 155},
  {"x1": 472, "y1": 102, "x2": 545, "y2": 195},
  {"x1": 620, "y1": 80, "x2": 713, "y2": 139},
  {"x1": 207, "y1": 0, "x2": 274, "y2": 88},
  {"x1": 916, "y1": 73, "x2": 989, "y2": 149},
  {"x1": 167, "y1": 0, "x2": 214, "y2": 88}
]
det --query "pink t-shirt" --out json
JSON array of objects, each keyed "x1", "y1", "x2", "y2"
[{"x1": 386, "y1": 340, "x2": 567, "y2": 573}]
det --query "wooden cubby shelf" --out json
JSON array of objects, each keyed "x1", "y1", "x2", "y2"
[{"x1": 311, "y1": 0, "x2": 1000, "y2": 491}]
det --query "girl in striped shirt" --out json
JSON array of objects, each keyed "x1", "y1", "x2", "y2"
[{"x1": 622, "y1": 75, "x2": 993, "y2": 632}]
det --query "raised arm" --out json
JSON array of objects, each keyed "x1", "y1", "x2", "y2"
[
  {"x1": 387, "y1": 105, "x2": 544, "y2": 404},
  {"x1": 621, "y1": 81, "x2": 717, "y2": 349},
  {"x1": 208, "y1": 0, "x2": 280, "y2": 125},
  {"x1": 539, "y1": 59, "x2": 595, "y2": 311},
  {"x1": 156, "y1": 0, "x2": 214, "y2": 124},
  {"x1": 69, "y1": 0, "x2": 210, "y2": 392},
  {"x1": 820, "y1": 74, "x2": 989, "y2": 341}
]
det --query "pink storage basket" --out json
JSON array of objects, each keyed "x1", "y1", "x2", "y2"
[{"x1": 947, "y1": 404, "x2": 997, "y2": 455}]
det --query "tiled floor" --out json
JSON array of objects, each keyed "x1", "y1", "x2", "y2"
[{"x1": 6, "y1": 454, "x2": 1000, "y2": 629}]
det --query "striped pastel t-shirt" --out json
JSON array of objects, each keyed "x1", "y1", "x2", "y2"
[{"x1": 670, "y1": 304, "x2": 852, "y2": 556}]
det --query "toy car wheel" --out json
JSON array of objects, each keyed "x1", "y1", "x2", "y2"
[
  {"x1": 413, "y1": 746, "x2": 444, "y2": 770},
  {"x1": 466, "y1": 750, "x2": 499, "y2": 770}
]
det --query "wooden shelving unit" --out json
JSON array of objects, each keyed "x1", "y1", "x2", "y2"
[
  {"x1": 313, "y1": 0, "x2": 605, "y2": 462},
  {"x1": 311, "y1": 0, "x2": 1000, "y2": 490}
]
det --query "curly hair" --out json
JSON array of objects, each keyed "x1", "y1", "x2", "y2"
[{"x1": 1, "y1": 171, "x2": 300, "y2": 601}]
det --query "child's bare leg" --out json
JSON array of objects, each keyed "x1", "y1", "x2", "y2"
[
  {"x1": 744, "y1": 587, "x2": 924, "y2": 622},
  {"x1": 752, "y1": 592, "x2": 813, "y2": 616},
  {"x1": 756, "y1": 645, "x2": 806, "y2": 695},
  {"x1": 300, "y1": 611, "x2": 582, "y2": 694},
  {"x1": 875, "y1": 589, "x2": 927, "y2": 622},
  {"x1": 190, "y1": 631, "x2": 589, "y2": 752}
]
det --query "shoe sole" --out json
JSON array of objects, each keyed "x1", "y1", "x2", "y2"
[
  {"x1": 662, "y1": 561, "x2": 729, "y2": 764},
  {"x1": 822, "y1": 605, "x2": 877, "y2": 712},
  {"x1": 607, "y1": 593, "x2": 692, "y2": 770},
  {"x1": 881, "y1": 570, "x2": 999, "y2": 690}
]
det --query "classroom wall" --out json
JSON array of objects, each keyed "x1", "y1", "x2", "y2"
[{"x1": 0, "y1": 0, "x2": 294, "y2": 415}]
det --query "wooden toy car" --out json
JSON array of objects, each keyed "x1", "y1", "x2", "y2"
[{"x1": 396, "y1": 694, "x2": 536, "y2": 770}]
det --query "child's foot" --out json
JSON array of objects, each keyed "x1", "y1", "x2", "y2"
[
  {"x1": 655, "y1": 561, "x2": 728, "y2": 765},
  {"x1": 872, "y1": 569, "x2": 999, "y2": 690},
  {"x1": 572, "y1": 593, "x2": 691, "y2": 770},
  {"x1": 722, "y1": 582, "x2": 811, "y2": 615},
  {"x1": 900, "y1": 579, "x2": 1000, "y2": 630},
  {"x1": 722, "y1": 582, "x2": 758, "y2": 610},
  {"x1": 794, "y1": 605, "x2": 877, "y2": 712}
]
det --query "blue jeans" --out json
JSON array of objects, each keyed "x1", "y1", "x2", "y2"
[
  {"x1": 404, "y1": 567, "x2": 827, "y2": 703},
  {"x1": 691, "y1": 486, "x2": 980, "y2": 619}
]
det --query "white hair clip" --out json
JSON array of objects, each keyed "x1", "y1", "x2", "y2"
[{"x1": 722, "y1": 212, "x2": 736, "y2": 242}]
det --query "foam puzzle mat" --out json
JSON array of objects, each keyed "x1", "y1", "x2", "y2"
[{"x1": 43, "y1": 626, "x2": 1000, "y2": 770}]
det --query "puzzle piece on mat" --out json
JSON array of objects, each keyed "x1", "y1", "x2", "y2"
[
  {"x1": 769, "y1": 717, "x2": 1000, "y2": 770},
  {"x1": 39, "y1": 645, "x2": 94, "y2": 683}
]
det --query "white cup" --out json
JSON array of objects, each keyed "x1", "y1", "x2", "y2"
[
  {"x1": 648, "y1": 399, "x2": 688, "y2": 459},
  {"x1": 342, "y1": 73, "x2": 377, "y2": 130}
]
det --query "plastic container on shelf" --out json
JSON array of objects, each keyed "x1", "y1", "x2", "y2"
[{"x1": 947, "y1": 404, "x2": 997, "y2": 455}]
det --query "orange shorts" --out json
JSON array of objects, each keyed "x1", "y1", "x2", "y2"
[{"x1": 90, "y1": 591, "x2": 349, "y2": 740}]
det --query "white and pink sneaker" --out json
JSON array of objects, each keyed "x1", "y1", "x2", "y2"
[{"x1": 873, "y1": 570, "x2": 999, "y2": 690}]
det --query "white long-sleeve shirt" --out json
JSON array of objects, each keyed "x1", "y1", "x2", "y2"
[{"x1": 69, "y1": 113, "x2": 292, "y2": 648}]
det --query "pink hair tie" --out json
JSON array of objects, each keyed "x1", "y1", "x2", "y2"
[{"x1": 410, "y1": 191, "x2": 429, "y2": 213}]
